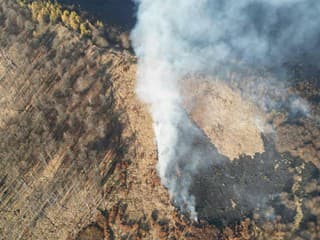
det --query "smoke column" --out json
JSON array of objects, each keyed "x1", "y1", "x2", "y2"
[{"x1": 131, "y1": 0, "x2": 320, "y2": 219}]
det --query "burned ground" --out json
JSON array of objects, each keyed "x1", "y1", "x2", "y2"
[{"x1": 0, "y1": 1, "x2": 319, "y2": 239}]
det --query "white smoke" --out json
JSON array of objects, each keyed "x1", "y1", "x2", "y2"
[{"x1": 131, "y1": 0, "x2": 319, "y2": 219}]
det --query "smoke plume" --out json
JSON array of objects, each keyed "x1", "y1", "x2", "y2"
[{"x1": 131, "y1": 0, "x2": 319, "y2": 219}]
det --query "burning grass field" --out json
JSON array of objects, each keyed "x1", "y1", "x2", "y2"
[{"x1": 0, "y1": 0, "x2": 319, "y2": 239}]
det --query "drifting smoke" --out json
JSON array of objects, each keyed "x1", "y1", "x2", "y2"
[{"x1": 131, "y1": 0, "x2": 319, "y2": 219}]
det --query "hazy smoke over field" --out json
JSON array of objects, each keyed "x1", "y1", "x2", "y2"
[{"x1": 131, "y1": 0, "x2": 319, "y2": 219}]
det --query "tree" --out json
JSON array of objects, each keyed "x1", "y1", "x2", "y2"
[
  {"x1": 61, "y1": 9, "x2": 69, "y2": 25},
  {"x1": 68, "y1": 11, "x2": 80, "y2": 31},
  {"x1": 48, "y1": 2, "x2": 62, "y2": 24},
  {"x1": 80, "y1": 22, "x2": 91, "y2": 38}
]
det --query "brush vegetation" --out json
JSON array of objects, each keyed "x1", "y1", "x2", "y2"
[{"x1": 0, "y1": 1, "x2": 135, "y2": 238}]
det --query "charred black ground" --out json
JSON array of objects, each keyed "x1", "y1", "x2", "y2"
[
  {"x1": 169, "y1": 115, "x2": 319, "y2": 228},
  {"x1": 193, "y1": 135, "x2": 318, "y2": 226}
]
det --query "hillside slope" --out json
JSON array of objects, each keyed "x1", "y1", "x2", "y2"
[
  {"x1": 0, "y1": 1, "x2": 319, "y2": 239},
  {"x1": 0, "y1": 1, "x2": 218, "y2": 239}
]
